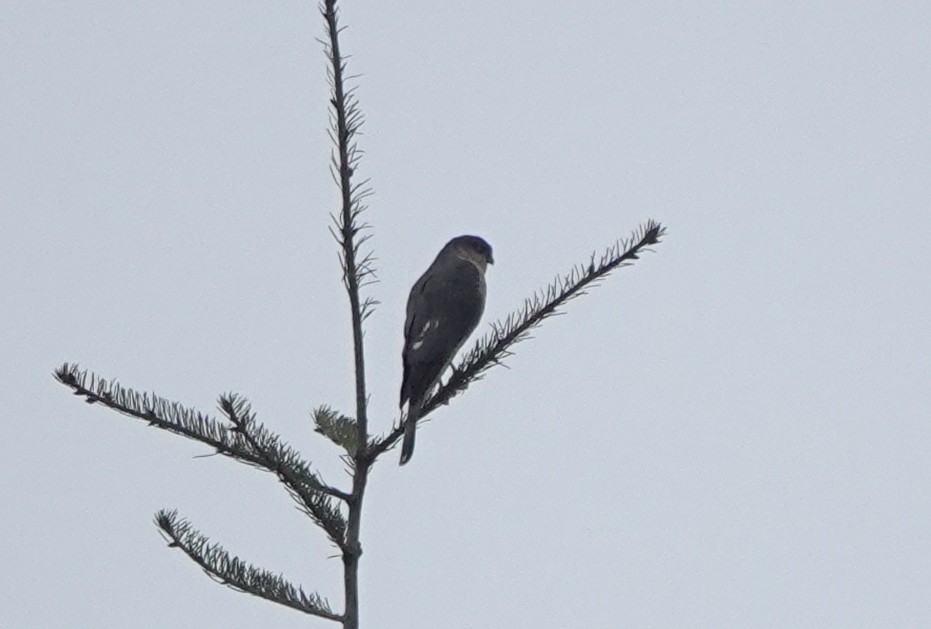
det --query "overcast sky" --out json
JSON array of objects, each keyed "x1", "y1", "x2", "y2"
[{"x1": 3, "y1": 2, "x2": 930, "y2": 627}]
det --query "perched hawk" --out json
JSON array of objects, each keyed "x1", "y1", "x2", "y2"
[{"x1": 399, "y1": 235, "x2": 493, "y2": 465}]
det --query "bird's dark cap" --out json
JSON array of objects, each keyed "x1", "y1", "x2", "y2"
[{"x1": 448, "y1": 235, "x2": 494, "y2": 265}]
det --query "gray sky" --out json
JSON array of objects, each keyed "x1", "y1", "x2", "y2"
[{"x1": 3, "y1": 1, "x2": 930, "y2": 627}]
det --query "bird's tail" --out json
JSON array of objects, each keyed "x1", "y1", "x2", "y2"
[{"x1": 399, "y1": 410, "x2": 418, "y2": 466}]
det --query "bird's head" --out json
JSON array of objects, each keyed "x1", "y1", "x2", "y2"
[{"x1": 449, "y1": 235, "x2": 494, "y2": 272}]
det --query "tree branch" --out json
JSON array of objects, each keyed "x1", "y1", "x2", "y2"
[
  {"x1": 313, "y1": 405, "x2": 363, "y2": 457},
  {"x1": 218, "y1": 394, "x2": 350, "y2": 548},
  {"x1": 155, "y1": 510, "x2": 342, "y2": 623},
  {"x1": 368, "y1": 220, "x2": 667, "y2": 460},
  {"x1": 52, "y1": 364, "x2": 350, "y2": 502},
  {"x1": 322, "y1": 0, "x2": 372, "y2": 440},
  {"x1": 321, "y1": 2, "x2": 371, "y2": 628}
]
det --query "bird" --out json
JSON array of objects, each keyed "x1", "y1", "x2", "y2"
[{"x1": 399, "y1": 235, "x2": 493, "y2": 465}]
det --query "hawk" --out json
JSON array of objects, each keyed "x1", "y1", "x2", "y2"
[{"x1": 399, "y1": 235, "x2": 493, "y2": 465}]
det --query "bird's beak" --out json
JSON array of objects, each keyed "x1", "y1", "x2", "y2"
[{"x1": 487, "y1": 254, "x2": 495, "y2": 265}]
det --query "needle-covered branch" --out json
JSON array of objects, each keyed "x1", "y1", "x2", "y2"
[
  {"x1": 321, "y1": 3, "x2": 371, "y2": 627},
  {"x1": 368, "y1": 220, "x2": 666, "y2": 460},
  {"x1": 322, "y1": 0, "x2": 373, "y2": 441},
  {"x1": 155, "y1": 510, "x2": 342, "y2": 623},
  {"x1": 53, "y1": 364, "x2": 349, "y2": 504},
  {"x1": 313, "y1": 406, "x2": 363, "y2": 457},
  {"x1": 218, "y1": 394, "x2": 350, "y2": 547}
]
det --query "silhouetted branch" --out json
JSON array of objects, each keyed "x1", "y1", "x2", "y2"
[
  {"x1": 53, "y1": 364, "x2": 349, "y2": 503},
  {"x1": 156, "y1": 510, "x2": 342, "y2": 623},
  {"x1": 321, "y1": 2, "x2": 371, "y2": 627},
  {"x1": 322, "y1": 0, "x2": 372, "y2": 440},
  {"x1": 219, "y1": 394, "x2": 349, "y2": 547},
  {"x1": 368, "y1": 220, "x2": 666, "y2": 459}
]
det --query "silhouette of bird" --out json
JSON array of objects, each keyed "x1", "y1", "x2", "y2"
[{"x1": 399, "y1": 235, "x2": 493, "y2": 465}]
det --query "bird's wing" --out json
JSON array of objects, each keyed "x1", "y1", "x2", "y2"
[
  {"x1": 405, "y1": 258, "x2": 484, "y2": 362},
  {"x1": 400, "y1": 257, "x2": 486, "y2": 406}
]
